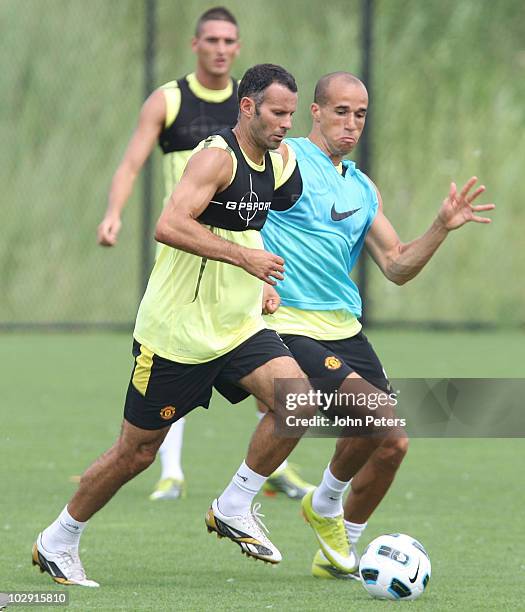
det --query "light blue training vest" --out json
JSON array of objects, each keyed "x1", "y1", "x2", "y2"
[{"x1": 262, "y1": 137, "x2": 378, "y2": 317}]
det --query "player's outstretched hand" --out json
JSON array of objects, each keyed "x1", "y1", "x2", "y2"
[
  {"x1": 97, "y1": 216, "x2": 122, "y2": 246},
  {"x1": 438, "y1": 177, "x2": 495, "y2": 231},
  {"x1": 240, "y1": 249, "x2": 285, "y2": 285}
]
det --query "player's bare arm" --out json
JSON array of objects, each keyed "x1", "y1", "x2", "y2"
[
  {"x1": 98, "y1": 89, "x2": 167, "y2": 246},
  {"x1": 155, "y1": 148, "x2": 285, "y2": 285},
  {"x1": 276, "y1": 141, "x2": 290, "y2": 167},
  {"x1": 365, "y1": 176, "x2": 495, "y2": 285}
]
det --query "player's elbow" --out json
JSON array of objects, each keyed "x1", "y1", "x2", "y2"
[
  {"x1": 385, "y1": 270, "x2": 412, "y2": 286},
  {"x1": 116, "y1": 159, "x2": 140, "y2": 184},
  {"x1": 380, "y1": 261, "x2": 406, "y2": 285},
  {"x1": 389, "y1": 274, "x2": 409, "y2": 286},
  {"x1": 383, "y1": 251, "x2": 412, "y2": 285},
  {"x1": 154, "y1": 220, "x2": 178, "y2": 247},
  {"x1": 154, "y1": 220, "x2": 165, "y2": 244},
  {"x1": 156, "y1": 210, "x2": 197, "y2": 250}
]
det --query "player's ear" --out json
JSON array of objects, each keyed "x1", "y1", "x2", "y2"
[
  {"x1": 311, "y1": 103, "x2": 321, "y2": 122},
  {"x1": 233, "y1": 38, "x2": 241, "y2": 58},
  {"x1": 239, "y1": 96, "x2": 256, "y2": 119},
  {"x1": 191, "y1": 36, "x2": 199, "y2": 53}
]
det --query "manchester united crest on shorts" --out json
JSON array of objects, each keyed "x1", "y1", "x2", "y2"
[
  {"x1": 160, "y1": 406, "x2": 176, "y2": 420},
  {"x1": 324, "y1": 356, "x2": 342, "y2": 370}
]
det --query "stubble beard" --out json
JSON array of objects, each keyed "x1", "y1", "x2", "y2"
[{"x1": 250, "y1": 118, "x2": 274, "y2": 152}]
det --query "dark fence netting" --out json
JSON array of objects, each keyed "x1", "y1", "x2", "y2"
[{"x1": 2, "y1": 0, "x2": 523, "y2": 328}]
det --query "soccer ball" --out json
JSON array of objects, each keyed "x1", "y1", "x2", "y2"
[{"x1": 359, "y1": 533, "x2": 431, "y2": 601}]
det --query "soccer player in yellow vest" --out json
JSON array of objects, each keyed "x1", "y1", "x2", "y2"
[
  {"x1": 97, "y1": 7, "x2": 312, "y2": 502},
  {"x1": 34, "y1": 64, "x2": 318, "y2": 586}
]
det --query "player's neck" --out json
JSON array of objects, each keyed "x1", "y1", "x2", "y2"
[
  {"x1": 232, "y1": 125, "x2": 265, "y2": 165},
  {"x1": 194, "y1": 67, "x2": 231, "y2": 91},
  {"x1": 307, "y1": 132, "x2": 343, "y2": 166}
]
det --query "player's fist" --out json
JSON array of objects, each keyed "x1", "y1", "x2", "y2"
[
  {"x1": 262, "y1": 284, "x2": 281, "y2": 314},
  {"x1": 97, "y1": 216, "x2": 122, "y2": 246}
]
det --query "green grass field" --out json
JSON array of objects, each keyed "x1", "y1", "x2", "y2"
[{"x1": 2, "y1": 330, "x2": 524, "y2": 610}]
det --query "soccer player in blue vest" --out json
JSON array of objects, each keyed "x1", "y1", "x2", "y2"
[{"x1": 261, "y1": 71, "x2": 495, "y2": 577}]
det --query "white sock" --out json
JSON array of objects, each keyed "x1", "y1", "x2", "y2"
[
  {"x1": 256, "y1": 409, "x2": 288, "y2": 473},
  {"x1": 159, "y1": 418, "x2": 185, "y2": 481},
  {"x1": 272, "y1": 458, "x2": 288, "y2": 473},
  {"x1": 41, "y1": 505, "x2": 87, "y2": 552},
  {"x1": 217, "y1": 461, "x2": 267, "y2": 516},
  {"x1": 345, "y1": 519, "x2": 368, "y2": 545},
  {"x1": 312, "y1": 465, "x2": 350, "y2": 517}
]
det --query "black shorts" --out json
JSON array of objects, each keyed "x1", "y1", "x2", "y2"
[
  {"x1": 124, "y1": 329, "x2": 292, "y2": 430},
  {"x1": 280, "y1": 331, "x2": 390, "y2": 395}
]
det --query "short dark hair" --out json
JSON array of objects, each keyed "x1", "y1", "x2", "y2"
[
  {"x1": 238, "y1": 64, "x2": 297, "y2": 109},
  {"x1": 314, "y1": 72, "x2": 363, "y2": 106},
  {"x1": 195, "y1": 6, "x2": 238, "y2": 37}
]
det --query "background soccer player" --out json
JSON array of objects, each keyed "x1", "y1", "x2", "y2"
[{"x1": 260, "y1": 71, "x2": 495, "y2": 577}]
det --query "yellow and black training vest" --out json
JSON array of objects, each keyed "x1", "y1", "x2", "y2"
[
  {"x1": 158, "y1": 74, "x2": 239, "y2": 198},
  {"x1": 134, "y1": 128, "x2": 282, "y2": 364}
]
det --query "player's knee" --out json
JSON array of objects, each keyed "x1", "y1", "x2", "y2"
[
  {"x1": 375, "y1": 435, "x2": 409, "y2": 471},
  {"x1": 132, "y1": 446, "x2": 157, "y2": 473},
  {"x1": 274, "y1": 378, "x2": 318, "y2": 420},
  {"x1": 395, "y1": 435, "x2": 410, "y2": 459},
  {"x1": 256, "y1": 399, "x2": 269, "y2": 415},
  {"x1": 293, "y1": 401, "x2": 318, "y2": 421},
  {"x1": 114, "y1": 442, "x2": 157, "y2": 476},
  {"x1": 333, "y1": 435, "x2": 379, "y2": 467}
]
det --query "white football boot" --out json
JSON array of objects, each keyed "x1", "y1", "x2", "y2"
[
  {"x1": 205, "y1": 499, "x2": 282, "y2": 564},
  {"x1": 32, "y1": 533, "x2": 99, "y2": 587}
]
